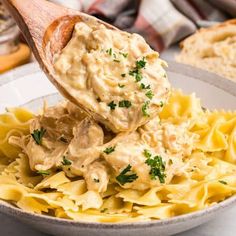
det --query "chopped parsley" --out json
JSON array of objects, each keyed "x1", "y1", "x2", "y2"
[
  {"x1": 119, "y1": 100, "x2": 132, "y2": 108},
  {"x1": 31, "y1": 128, "x2": 46, "y2": 145},
  {"x1": 94, "y1": 178, "x2": 100, "y2": 183},
  {"x1": 160, "y1": 101, "x2": 164, "y2": 107},
  {"x1": 118, "y1": 83, "x2": 125, "y2": 88},
  {"x1": 121, "y1": 53, "x2": 128, "y2": 58},
  {"x1": 61, "y1": 156, "x2": 72, "y2": 166},
  {"x1": 106, "y1": 48, "x2": 112, "y2": 56},
  {"x1": 136, "y1": 57, "x2": 147, "y2": 69},
  {"x1": 116, "y1": 164, "x2": 138, "y2": 185},
  {"x1": 145, "y1": 90, "x2": 154, "y2": 99},
  {"x1": 100, "y1": 208, "x2": 108, "y2": 213},
  {"x1": 103, "y1": 146, "x2": 116, "y2": 154},
  {"x1": 108, "y1": 101, "x2": 117, "y2": 110},
  {"x1": 145, "y1": 152, "x2": 166, "y2": 183},
  {"x1": 134, "y1": 73, "x2": 143, "y2": 82},
  {"x1": 129, "y1": 57, "x2": 147, "y2": 82},
  {"x1": 59, "y1": 136, "x2": 68, "y2": 143},
  {"x1": 121, "y1": 73, "x2": 126, "y2": 77},
  {"x1": 142, "y1": 101, "x2": 150, "y2": 117},
  {"x1": 143, "y1": 149, "x2": 152, "y2": 158},
  {"x1": 129, "y1": 70, "x2": 143, "y2": 82},
  {"x1": 37, "y1": 170, "x2": 50, "y2": 176},
  {"x1": 219, "y1": 180, "x2": 227, "y2": 185},
  {"x1": 140, "y1": 83, "x2": 151, "y2": 90},
  {"x1": 113, "y1": 59, "x2": 120, "y2": 63}
]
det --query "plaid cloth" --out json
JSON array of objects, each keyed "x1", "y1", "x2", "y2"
[{"x1": 51, "y1": 0, "x2": 236, "y2": 52}]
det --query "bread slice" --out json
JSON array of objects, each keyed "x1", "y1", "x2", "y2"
[{"x1": 176, "y1": 19, "x2": 236, "y2": 81}]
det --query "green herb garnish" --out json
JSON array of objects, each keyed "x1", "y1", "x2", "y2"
[
  {"x1": 106, "y1": 48, "x2": 112, "y2": 56},
  {"x1": 145, "y1": 152, "x2": 166, "y2": 183},
  {"x1": 121, "y1": 73, "x2": 126, "y2": 77},
  {"x1": 37, "y1": 170, "x2": 50, "y2": 176},
  {"x1": 160, "y1": 101, "x2": 164, "y2": 107},
  {"x1": 31, "y1": 128, "x2": 46, "y2": 145},
  {"x1": 103, "y1": 146, "x2": 116, "y2": 154},
  {"x1": 113, "y1": 59, "x2": 120, "y2": 63},
  {"x1": 145, "y1": 90, "x2": 154, "y2": 99},
  {"x1": 119, "y1": 100, "x2": 132, "y2": 108},
  {"x1": 136, "y1": 57, "x2": 146, "y2": 69},
  {"x1": 135, "y1": 72, "x2": 143, "y2": 82},
  {"x1": 129, "y1": 57, "x2": 147, "y2": 82},
  {"x1": 116, "y1": 164, "x2": 138, "y2": 185},
  {"x1": 121, "y1": 53, "x2": 128, "y2": 58},
  {"x1": 108, "y1": 101, "x2": 117, "y2": 110},
  {"x1": 61, "y1": 156, "x2": 72, "y2": 166},
  {"x1": 100, "y1": 208, "x2": 108, "y2": 213},
  {"x1": 219, "y1": 180, "x2": 227, "y2": 185},
  {"x1": 143, "y1": 149, "x2": 152, "y2": 158},
  {"x1": 118, "y1": 83, "x2": 125, "y2": 88},
  {"x1": 59, "y1": 136, "x2": 68, "y2": 143},
  {"x1": 142, "y1": 101, "x2": 150, "y2": 117},
  {"x1": 129, "y1": 70, "x2": 143, "y2": 82},
  {"x1": 140, "y1": 83, "x2": 151, "y2": 90},
  {"x1": 94, "y1": 178, "x2": 100, "y2": 183}
]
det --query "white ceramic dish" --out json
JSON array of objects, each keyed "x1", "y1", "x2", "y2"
[{"x1": 0, "y1": 62, "x2": 236, "y2": 236}]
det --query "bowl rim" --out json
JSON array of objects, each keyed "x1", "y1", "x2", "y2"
[
  {"x1": 0, "y1": 195, "x2": 236, "y2": 228},
  {"x1": 0, "y1": 61, "x2": 236, "y2": 228}
]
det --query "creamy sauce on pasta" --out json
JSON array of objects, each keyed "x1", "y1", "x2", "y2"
[
  {"x1": 54, "y1": 22, "x2": 170, "y2": 132},
  {"x1": 9, "y1": 101, "x2": 198, "y2": 193},
  {"x1": 2, "y1": 90, "x2": 236, "y2": 222}
]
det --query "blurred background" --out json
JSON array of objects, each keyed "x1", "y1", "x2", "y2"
[{"x1": 0, "y1": 0, "x2": 235, "y2": 74}]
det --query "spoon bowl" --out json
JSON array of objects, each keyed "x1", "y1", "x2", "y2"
[{"x1": 2, "y1": 0, "x2": 117, "y2": 108}]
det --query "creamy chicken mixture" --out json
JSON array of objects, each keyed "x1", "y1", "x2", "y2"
[
  {"x1": 53, "y1": 22, "x2": 170, "y2": 132},
  {"x1": 9, "y1": 102, "x2": 198, "y2": 193}
]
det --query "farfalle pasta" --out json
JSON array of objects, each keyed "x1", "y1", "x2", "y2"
[{"x1": 0, "y1": 90, "x2": 235, "y2": 223}]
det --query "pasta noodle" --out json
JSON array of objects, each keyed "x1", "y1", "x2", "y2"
[{"x1": 0, "y1": 90, "x2": 235, "y2": 223}]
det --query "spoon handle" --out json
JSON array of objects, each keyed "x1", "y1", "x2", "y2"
[{"x1": 2, "y1": 0, "x2": 69, "y2": 50}]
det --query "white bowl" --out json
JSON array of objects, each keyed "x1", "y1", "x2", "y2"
[{"x1": 0, "y1": 62, "x2": 236, "y2": 236}]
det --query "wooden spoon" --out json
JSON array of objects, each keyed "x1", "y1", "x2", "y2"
[{"x1": 2, "y1": 0, "x2": 116, "y2": 110}]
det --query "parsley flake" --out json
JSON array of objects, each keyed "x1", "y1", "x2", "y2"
[
  {"x1": 37, "y1": 170, "x2": 50, "y2": 176},
  {"x1": 118, "y1": 83, "x2": 125, "y2": 88},
  {"x1": 140, "y1": 83, "x2": 151, "y2": 90},
  {"x1": 136, "y1": 57, "x2": 146, "y2": 69},
  {"x1": 116, "y1": 164, "x2": 138, "y2": 185},
  {"x1": 129, "y1": 70, "x2": 143, "y2": 82},
  {"x1": 143, "y1": 149, "x2": 152, "y2": 158},
  {"x1": 31, "y1": 128, "x2": 46, "y2": 145},
  {"x1": 145, "y1": 153, "x2": 166, "y2": 183},
  {"x1": 113, "y1": 59, "x2": 120, "y2": 63},
  {"x1": 61, "y1": 156, "x2": 72, "y2": 166},
  {"x1": 106, "y1": 48, "x2": 112, "y2": 56},
  {"x1": 142, "y1": 101, "x2": 150, "y2": 117},
  {"x1": 103, "y1": 146, "x2": 116, "y2": 154},
  {"x1": 108, "y1": 101, "x2": 117, "y2": 110},
  {"x1": 94, "y1": 178, "x2": 100, "y2": 183},
  {"x1": 119, "y1": 100, "x2": 132, "y2": 108},
  {"x1": 219, "y1": 180, "x2": 227, "y2": 185},
  {"x1": 100, "y1": 208, "x2": 108, "y2": 213},
  {"x1": 121, "y1": 73, "x2": 126, "y2": 77},
  {"x1": 59, "y1": 136, "x2": 68, "y2": 143},
  {"x1": 160, "y1": 101, "x2": 164, "y2": 107},
  {"x1": 121, "y1": 53, "x2": 128, "y2": 58},
  {"x1": 135, "y1": 72, "x2": 143, "y2": 82},
  {"x1": 145, "y1": 90, "x2": 154, "y2": 99},
  {"x1": 129, "y1": 57, "x2": 147, "y2": 82}
]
